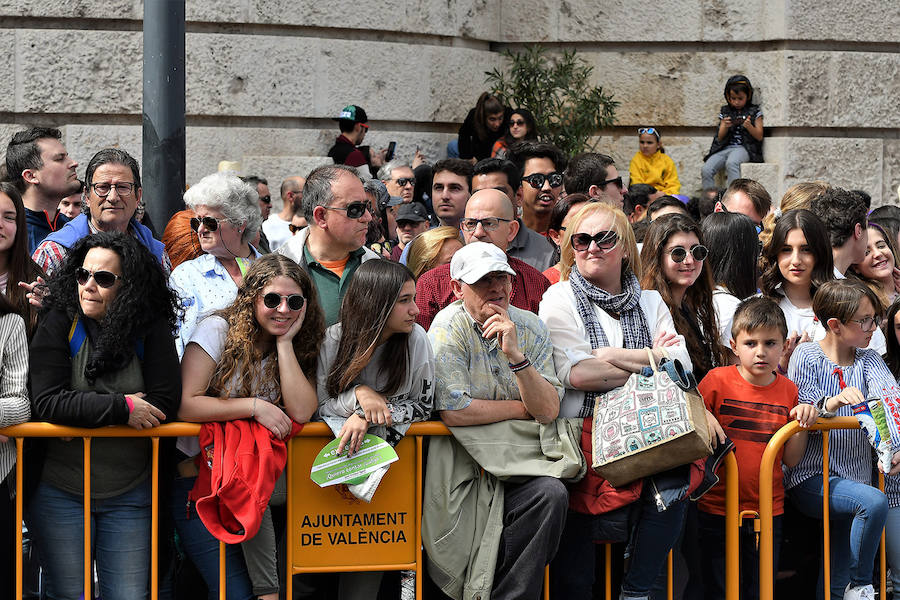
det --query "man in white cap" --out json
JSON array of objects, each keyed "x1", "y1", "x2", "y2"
[{"x1": 424, "y1": 241, "x2": 568, "y2": 599}]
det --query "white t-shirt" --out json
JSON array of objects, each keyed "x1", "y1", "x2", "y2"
[
  {"x1": 778, "y1": 294, "x2": 886, "y2": 354},
  {"x1": 177, "y1": 315, "x2": 275, "y2": 456},
  {"x1": 538, "y1": 281, "x2": 692, "y2": 418},
  {"x1": 262, "y1": 213, "x2": 292, "y2": 252},
  {"x1": 713, "y1": 286, "x2": 742, "y2": 346}
]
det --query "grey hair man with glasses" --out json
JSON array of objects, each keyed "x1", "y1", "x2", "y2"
[
  {"x1": 32, "y1": 148, "x2": 169, "y2": 277},
  {"x1": 414, "y1": 188, "x2": 550, "y2": 330},
  {"x1": 276, "y1": 164, "x2": 380, "y2": 326}
]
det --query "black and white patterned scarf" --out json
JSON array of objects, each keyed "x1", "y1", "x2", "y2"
[{"x1": 569, "y1": 266, "x2": 653, "y2": 416}]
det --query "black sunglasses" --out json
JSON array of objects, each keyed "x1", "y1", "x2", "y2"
[
  {"x1": 262, "y1": 293, "x2": 305, "y2": 310},
  {"x1": 600, "y1": 176, "x2": 625, "y2": 190},
  {"x1": 324, "y1": 201, "x2": 371, "y2": 220},
  {"x1": 523, "y1": 172, "x2": 563, "y2": 189},
  {"x1": 75, "y1": 267, "x2": 121, "y2": 288},
  {"x1": 571, "y1": 231, "x2": 619, "y2": 252},
  {"x1": 259, "y1": 195, "x2": 272, "y2": 204},
  {"x1": 668, "y1": 244, "x2": 709, "y2": 263},
  {"x1": 190, "y1": 216, "x2": 228, "y2": 232},
  {"x1": 393, "y1": 177, "x2": 416, "y2": 187}
]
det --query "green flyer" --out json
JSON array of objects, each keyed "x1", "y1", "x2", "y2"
[{"x1": 310, "y1": 435, "x2": 399, "y2": 487}]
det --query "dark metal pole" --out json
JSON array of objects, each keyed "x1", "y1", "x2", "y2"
[{"x1": 142, "y1": 0, "x2": 186, "y2": 235}]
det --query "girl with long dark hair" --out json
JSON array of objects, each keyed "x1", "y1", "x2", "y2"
[
  {"x1": 317, "y1": 259, "x2": 433, "y2": 599},
  {"x1": 759, "y1": 209, "x2": 839, "y2": 370},
  {"x1": 0, "y1": 181, "x2": 44, "y2": 336},
  {"x1": 701, "y1": 210, "x2": 760, "y2": 345},
  {"x1": 457, "y1": 92, "x2": 508, "y2": 161},
  {"x1": 492, "y1": 108, "x2": 538, "y2": 159},
  {"x1": 640, "y1": 213, "x2": 730, "y2": 380}
]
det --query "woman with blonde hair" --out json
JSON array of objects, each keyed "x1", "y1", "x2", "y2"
[
  {"x1": 759, "y1": 180, "x2": 830, "y2": 248},
  {"x1": 540, "y1": 202, "x2": 718, "y2": 599},
  {"x1": 406, "y1": 226, "x2": 463, "y2": 280}
]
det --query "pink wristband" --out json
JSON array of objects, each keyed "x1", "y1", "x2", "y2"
[{"x1": 125, "y1": 396, "x2": 134, "y2": 413}]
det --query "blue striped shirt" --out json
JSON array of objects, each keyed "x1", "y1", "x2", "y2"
[{"x1": 785, "y1": 342, "x2": 895, "y2": 489}]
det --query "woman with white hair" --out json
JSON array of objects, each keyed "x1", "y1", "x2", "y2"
[{"x1": 170, "y1": 172, "x2": 263, "y2": 357}]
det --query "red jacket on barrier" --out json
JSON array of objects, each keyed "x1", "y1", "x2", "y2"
[{"x1": 189, "y1": 419, "x2": 303, "y2": 543}]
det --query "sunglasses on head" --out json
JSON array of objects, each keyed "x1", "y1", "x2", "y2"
[
  {"x1": 324, "y1": 201, "x2": 371, "y2": 220},
  {"x1": 75, "y1": 267, "x2": 121, "y2": 288},
  {"x1": 262, "y1": 293, "x2": 305, "y2": 310},
  {"x1": 638, "y1": 127, "x2": 659, "y2": 137},
  {"x1": 523, "y1": 172, "x2": 563, "y2": 190},
  {"x1": 190, "y1": 216, "x2": 228, "y2": 232},
  {"x1": 571, "y1": 231, "x2": 619, "y2": 252},
  {"x1": 668, "y1": 244, "x2": 709, "y2": 263}
]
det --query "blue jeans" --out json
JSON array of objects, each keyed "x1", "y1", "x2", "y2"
[
  {"x1": 171, "y1": 476, "x2": 253, "y2": 600},
  {"x1": 446, "y1": 139, "x2": 460, "y2": 158},
  {"x1": 551, "y1": 488, "x2": 687, "y2": 600},
  {"x1": 790, "y1": 476, "x2": 887, "y2": 599},
  {"x1": 26, "y1": 479, "x2": 152, "y2": 600},
  {"x1": 701, "y1": 145, "x2": 750, "y2": 190}
]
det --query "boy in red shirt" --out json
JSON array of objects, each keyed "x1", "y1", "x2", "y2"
[{"x1": 698, "y1": 296, "x2": 818, "y2": 600}]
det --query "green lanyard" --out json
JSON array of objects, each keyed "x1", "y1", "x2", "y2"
[{"x1": 235, "y1": 256, "x2": 252, "y2": 277}]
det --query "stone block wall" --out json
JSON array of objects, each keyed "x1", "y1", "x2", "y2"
[{"x1": 0, "y1": 1, "x2": 896, "y2": 207}]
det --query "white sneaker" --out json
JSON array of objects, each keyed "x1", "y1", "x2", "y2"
[{"x1": 843, "y1": 583, "x2": 875, "y2": 600}]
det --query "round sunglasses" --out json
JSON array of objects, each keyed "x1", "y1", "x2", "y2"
[
  {"x1": 262, "y1": 293, "x2": 305, "y2": 311},
  {"x1": 668, "y1": 244, "x2": 709, "y2": 263},
  {"x1": 75, "y1": 267, "x2": 122, "y2": 288}
]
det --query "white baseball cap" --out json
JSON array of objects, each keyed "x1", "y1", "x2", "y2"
[{"x1": 450, "y1": 242, "x2": 515, "y2": 285}]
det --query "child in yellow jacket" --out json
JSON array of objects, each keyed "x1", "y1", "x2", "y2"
[{"x1": 629, "y1": 127, "x2": 681, "y2": 195}]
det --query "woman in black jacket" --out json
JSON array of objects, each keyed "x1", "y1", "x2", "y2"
[
  {"x1": 27, "y1": 232, "x2": 181, "y2": 600},
  {"x1": 456, "y1": 92, "x2": 509, "y2": 161}
]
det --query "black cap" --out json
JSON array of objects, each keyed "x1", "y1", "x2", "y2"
[{"x1": 396, "y1": 203, "x2": 429, "y2": 223}]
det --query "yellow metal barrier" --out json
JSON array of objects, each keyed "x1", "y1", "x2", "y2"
[
  {"x1": 758, "y1": 417, "x2": 888, "y2": 600},
  {"x1": 1, "y1": 421, "x2": 738, "y2": 600}
]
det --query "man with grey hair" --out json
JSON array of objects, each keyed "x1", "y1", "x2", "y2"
[
  {"x1": 263, "y1": 175, "x2": 305, "y2": 251},
  {"x1": 276, "y1": 164, "x2": 380, "y2": 325},
  {"x1": 33, "y1": 148, "x2": 169, "y2": 276},
  {"x1": 378, "y1": 159, "x2": 416, "y2": 204}
]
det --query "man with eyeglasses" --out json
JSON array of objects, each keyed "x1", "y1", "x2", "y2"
[
  {"x1": 276, "y1": 164, "x2": 380, "y2": 326},
  {"x1": 472, "y1": 156, "x2": 555, "y2": 271},
  {"x1": 262, "y1": 176, "x2": 305, "y2": 251},
  {"x1": 378, "y1": 160, "x2": 416, "y2": 204},
  {"x1": 414, "y1": 188, "x2": 550, "y2": 330},
  {"x1": 327, "y1": 104, "x2": 385, "y2": 179},
  {"x1": 563, "y1": 152, "x2": 626, "y2": 210},
  {"x1": 33, "y1": 148, "x2": 168, "y2": 277},
  {"x1": 5, "y1": 127, "x2": 82, "y2": 254}
]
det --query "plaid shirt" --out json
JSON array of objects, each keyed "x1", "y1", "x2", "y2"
[{"x1": 414, "y1": 254, "x2": 550, "y2": 331}]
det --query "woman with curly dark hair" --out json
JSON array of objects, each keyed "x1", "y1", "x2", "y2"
[
  {"x1": 491, "y1": 108, "x2": 538, "y2": 159},
  {"x1": 27, "y1": 231, "x2": 181, "y2": 600},
  {"x1": 640, "y1": 213, "x2": 730, "y2": 380},
  {"x1": 177, "y1": 253, "x2": 325, "y2": 600}
]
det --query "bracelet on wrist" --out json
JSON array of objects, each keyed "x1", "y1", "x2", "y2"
[
  {"x1": 250, "y1": 397, "x2": 257, "y2": 419},
  {"x1": 508, "y1": 357, "x2": 531, "y2": 373}
]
